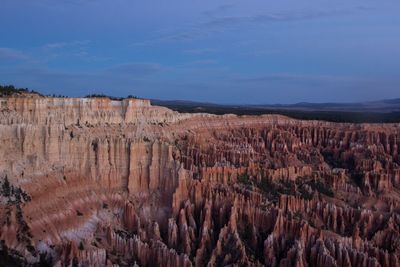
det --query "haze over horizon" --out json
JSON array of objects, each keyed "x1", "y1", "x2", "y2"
[{"x1": 1, "y1": 0, "x2": 400, "y2": 104}]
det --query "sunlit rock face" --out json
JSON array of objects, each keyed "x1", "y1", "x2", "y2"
[{"x1": 1, "y1": 96, "x2": 400, "y2": 267}]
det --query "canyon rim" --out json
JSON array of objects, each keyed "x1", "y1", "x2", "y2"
[{"x1": 0, "y1": 93, "x2": 399, "y2": 266}]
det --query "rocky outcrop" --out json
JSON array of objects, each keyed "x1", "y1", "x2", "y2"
[{"x1": 0, "y1": 96, "x2": 400, "y2": 266}]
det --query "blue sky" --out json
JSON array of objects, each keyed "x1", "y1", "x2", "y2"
[{"x1": 0, "y1": 0, "x2": 399, "y2": 104}]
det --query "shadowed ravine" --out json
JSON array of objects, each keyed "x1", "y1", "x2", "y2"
[{"x1": 1, "y1": 95, "x2": 400, "y2": 266}]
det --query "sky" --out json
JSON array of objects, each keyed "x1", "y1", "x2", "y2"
[{"x1": 0, "y1": 0, "x2": 399, "y2": 104}]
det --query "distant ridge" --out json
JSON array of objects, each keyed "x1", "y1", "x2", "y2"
[
  {"x1": 152, "y1": 98, "x2": 400, "y2": 113},
  {"x1": 151, "y1": 98, "x2": 400, "y2": 123}
]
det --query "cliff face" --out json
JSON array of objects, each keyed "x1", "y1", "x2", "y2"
[{"x1": 0, "y1": 97, "x2": 400, "y2": 267}]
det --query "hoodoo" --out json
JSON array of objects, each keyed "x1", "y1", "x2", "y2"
[{"x1": 1, "y1": 96, "x2": 400, "y2": 266}]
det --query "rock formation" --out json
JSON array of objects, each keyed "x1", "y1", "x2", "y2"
[{"x1": 0, "y1": 96, "x2": 400, "y2": 266}]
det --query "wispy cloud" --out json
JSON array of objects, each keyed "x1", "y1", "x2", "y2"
[
  {"x1": 35, "y1": 0, "x2": 100, "y2": 8},
  {"x1": 42, "y1": 40, "x2": 90, "y2": 50},
  {"x1": 189, "y1": 59, "x2": 217, "y2": 65},
  {"x1": 38, "y1": 40, "x2": 105, "y2": 62},
  {"x1": 198, "y1": 5, "x2": 374, "y2": 31},
  {"x1": 133, "y1": 5, "x2": 373, "y2": 45},
  {"x1": 183, "y1": 48, "x2": 217, "y2": 54},
  {"x1": 234, "y1": 73, "x2": 365, "y2": 84},
  {"x1": 201, "y1": 9, "x2": 354, "y2": 28},
  {"x1": 106, "y1": 63, "x2": 165, "y2": 76},
  {"x1": 202, "y1": 4, "x2": 235, "y2": 17},
  {"x1": 0, "y1": 47, "x2": 29, "y2": 60},
  {"x1": 1, "y1": 62, "x2": 167, "y2": 81}
]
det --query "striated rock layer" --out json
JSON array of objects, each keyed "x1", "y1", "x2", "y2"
[{"x1": 1, "y1": 96, "x2": 400, "y2": 267}]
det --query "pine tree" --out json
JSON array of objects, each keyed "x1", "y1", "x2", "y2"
[{"x1": 2, "y1": 176, "x2": 10, "y2": 197}]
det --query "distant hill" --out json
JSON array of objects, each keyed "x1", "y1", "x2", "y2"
[
  {"x1": 151, "y1": 98, "x2": 400, "y2": 123},
  {"x1": 153, "y1": 98, "x2": 400, "y2": 113},
  {"x1": 252, "y1": 99, "x2": 400, "y2": 113}
]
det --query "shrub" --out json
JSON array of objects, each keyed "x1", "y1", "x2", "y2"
[
  {"x1": 0, "y1": 85, "x2": 43, "y2": 97},
  {"x1": 237, "y1": 173, "x2": 252, "y2": 185},
  {"x1": 78, "y1": 241, "x2": 84, "y2": 250},
  {"x1": 2, "y1": 176, "x2": 11, "y2": 197}
]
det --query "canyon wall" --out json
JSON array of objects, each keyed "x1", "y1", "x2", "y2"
[{"x1": 0, "y1": 96, "x2": 399, "y2": 266}]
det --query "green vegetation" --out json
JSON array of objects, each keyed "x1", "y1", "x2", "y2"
[
  {"x1": 296, "y1": 177, "x2": 335, "y2": 198},
  {"x1": 37, "y1": 253, "x2": 53, "y2": 267},
  {"x1": 115, "y1": 228, "x2": 135, "y2": 239},
  {"x1": 1, "y1": 84, "x2": 141, "y2": 100},
  {"x1": 2, "y1": 175, "x2": 10, "y2": 197},
  {"x1": 85, "y1": 93, "x2": 139, "y2": 100},
  {"x1": 237, "y1": 173, "x2": 252, "y2": 186},
  {"x1": 91, "y1": 141, "x2": 98, "y2": 152},
  {"x1": 350, "y1": 172, "x2": 364, "y2": 188},
  {"x1": 237, "y1": 223, "x2": 258, "y2": 262},
  {"x1": 297, "y1": 184, "x2": 314, "y2": 200},
  {"x1": 236, "y1": 172, "x2": 334, "y2": 201},
  {"x1": 72, "y1": 257, "x2": 79, "y2": 267},
  {"x1": 48, "y1": 94, "x2": 68, "y2": 98},
  {"x1": 258, "y1": 178, "x2": 295, "y2": 198},
  {"x1": 0, "y1": 85, "x2": 43, "y2": 97},
  {"x1": 293, "y1": 211, "x2": 303, "y2": 220},
  {"x1": 78, "y1": 241, "x2": 84, "y2": 250},
  {"x1": 1, "y1": 176, "x2": 32, "y2": 205},
  {"x1": 310, "y1": 180, "x2": 334, "y2": 197},
  {"x1": 0, "y1": 176, "x2": 35, "y2": 257},
  {"x1": 16, "y1": 204, "x2": 34, "y2": 249},
  {"x1": 0, "y1": 240, "x2": 27, "y2": 267},
  {"x1": 236, "y1": 172, "x2": 295, "y2": 201}
]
